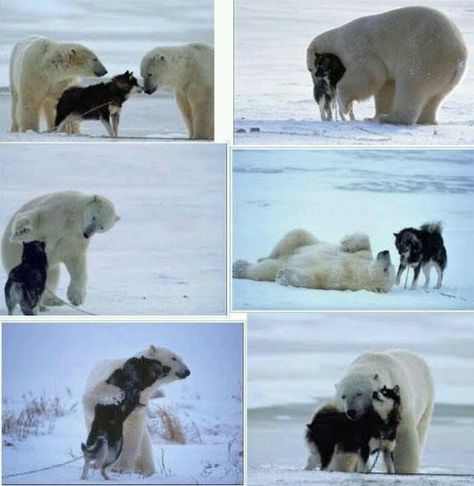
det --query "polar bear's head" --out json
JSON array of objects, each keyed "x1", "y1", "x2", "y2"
[
  {"x1": 140, "y1": 47, "x2": 184, "y2": 94},
  {"x1": 335, "y1": 373, "x2": 380, "y2": 421},
  {"x1": 136, "y1": 345, "x2": 191, "y2": 386},
  {"x1": 59, "y1": 43, "x2": 107, "y2": 77},
  {"x1": 369, "y1": 250, "x2": 396, "y2": 293},
  {"x1": 82, "y1": 195, "x2": 120, "y2": 239}
]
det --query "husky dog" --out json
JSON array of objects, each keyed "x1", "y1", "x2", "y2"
[
  {"x1": 305, "y1": 385, "x2": 401, "y2": 474},
  {"x1": 394, "y1": 222, "x2": 447, "y2": 289},
  {"x1": 4, "y1": 241, "x2": 47, "y2": 315},
  {"x1": 311, "y1": 53, "x2": 354, "y2": 121},
  {"x1": 81, "y1": 356, "x2": 170, "y2": 480},
  {"x1": 55, "y1": 71, "x2": 143, "y2": 137},
  {"x1": 364, "y1": 385, "x2": 402, "y2": 474}
]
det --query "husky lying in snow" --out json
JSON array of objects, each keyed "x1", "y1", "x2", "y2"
[
  {"x1": 305, "y1": 385, "x2": 401, "y2": 474},
  {"x1": 55, "y1": 71, "x2": 143, "y2": 137},
  {"x1": 4, "y1": 241, "x2": 47, "y2": 315},
  {"x1": 311, "y1": 53, "x2": 355, "y2": 121},
  {"x1": 233, "y1": 229, "x2": 395, "y2": 293},
  {"x1": 81, "y1": 356, "x2": 170, "y2": 480},
  {"x1": 394, "y1": 221, "x2": 447, "y2": 289}
]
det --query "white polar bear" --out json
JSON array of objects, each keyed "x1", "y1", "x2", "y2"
[
  {"x1": 82, "y1": 345, "x2": 190, "y2": 477},
  {"x1": 1, "y1": 191, "x2": 119, "y2": 308},
  {"x1": 141, "y1": 43, "x2": 214, "y2": 140},
  {"x1": 233, "y1": 229, "x2": 395, "y2": 293},
  {"x1": 307, "y1": 6, "x2": 467, "y2": 124},
  {"x1": 333, "y1": 350, "x2": 434, "y2": 473},
  {"x1": 10, "y1": 35, "x2": 107, "y2": 132}
]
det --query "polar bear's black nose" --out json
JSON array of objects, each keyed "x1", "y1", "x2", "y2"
[{"x1": 347, "y1": 409, "x2": 357, "y2": 419}]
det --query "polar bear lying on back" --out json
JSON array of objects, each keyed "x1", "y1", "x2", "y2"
[
  {"x1": 1, "y1": 191, "x2": 119, "y2": 308},
  {"x1": 10, "y1": 35, "x2": 107, "y2": 133},
  {"x1": 233, "y1": 229, "x2": 395, "y2": 293},
  {"x1": 307, "y1": 6, "x2": 467, "y2": 124},
  {"x1": 141, "y1": 43, "x2": 214, "y2": 140}
]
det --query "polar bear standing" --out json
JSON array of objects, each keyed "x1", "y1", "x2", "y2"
[
  {"x1": 83, "y1": 345, "x2": 191, "y2": 477},
  {"x1": 141, "y1": 43, "x2": 214, "y2": 140},
  {"x1": 10, "y1": 35, "x2": 107, "y2": 132},
  {"x1": 1, "y1": 191, "x2": 119, "y2": 308},
  {"x1": 333, "y1": 350, "x2": 434, "y2": 473},
  {"x1": 233, "y1": 229, "x2": 395, "y2": 293},
  {"x1": 307, "y1": 7, "x2": 467, "y2": 124}
]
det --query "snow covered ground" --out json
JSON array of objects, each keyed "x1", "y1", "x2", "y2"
[
  {"x1": 2, "y1": 322, "x2": 243, "y2": 484},
  {"x1": 0, "y1": 143, "x2": 227, "y2": 315},
  {"x1": 232, "y1": 149, "x2": 474, "y2": 310},
  {"x1": 0, "y1": 0, "x2": 213, "y2": 141},
  {"x1": 247, "y1": 312, "x2": 474, "y2": 485},
  {"x1": 234, "y1": 0, "x2": 474, "y2": 146}
]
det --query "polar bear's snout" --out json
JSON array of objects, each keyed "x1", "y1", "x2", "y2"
[
  {"x1": 175, "y1": 366, "x2": 191, "y2": 379},
  {"x1": 143, "y1": 77, "x2": 157, "y2": 95},
  {"x1": 93, "y1": 59, "x2": 107, "y2": 77}
]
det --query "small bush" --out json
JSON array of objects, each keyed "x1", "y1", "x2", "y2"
[{"x1": 149, "y1": 407, "x2": 187, "y2": 444}]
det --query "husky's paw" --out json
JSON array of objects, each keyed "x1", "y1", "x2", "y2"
[
  {"x1": 67, "y1": 284, "x2": 86, "y2": 306},
  {"x1": 233, "y1": 259, "x2": 250, "y2": 278}
]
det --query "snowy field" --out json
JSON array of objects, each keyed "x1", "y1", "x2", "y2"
[
  {"x1": 232, "y1": 149, "x2": 474, "y2": 310},
  {"x1": 234, "y1": 0, "x2": 474, "y2": 146},
  {"x1": 247, "y1": 312, "x2": 474, "y2": 485},
  {"x1": 0, "y1": 143, "x2": 227, "y2": 315},
  {"x1": 0, "y1": 0, "x2": 213, "y2": 141},
  {"x1": 2, "y1": 322, "x2": 243, "y2": 484}
]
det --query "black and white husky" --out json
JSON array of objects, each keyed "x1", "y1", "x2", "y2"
[
  {"x1": 4, "y1": 241, "x2": 47, "y2": 315},
  {"x1": 305, "y1": 385, "x2": 401, "y2": 474},
  {"x1": 55, "y1": 71, "x2": 143, "y2": 137},
  {"x1": 81, "y1": 356, "x2": 171, "y2": 480},
  {"x1": 394, "y1": 222, "x2": 447, "y2": 289},
  {"x1": 311, "y1": 53, "x2": 354, "y2": 121}
]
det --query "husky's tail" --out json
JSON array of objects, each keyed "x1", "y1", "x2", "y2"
[
  {"x1": 420, "y1": 221, "x2": 443, "y2": 235},
  {"x1": 81, "y1": 436, "x2": 106, "y2": 457}
]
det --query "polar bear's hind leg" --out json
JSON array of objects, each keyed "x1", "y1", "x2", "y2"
[{"x1": 379, "y1": 79, "x2": 426, "y2": 125}]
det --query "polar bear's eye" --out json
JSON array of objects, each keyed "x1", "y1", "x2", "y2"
[
  {"x1": 92, "y1": 216, "x2": 96, "y2": 221},
  {"x1": 148, "y1": 73, "x2": 152, "y2": 77},
  {"x1": 341, "y1": 395, "x2": 346, "y2": 399},
  {"x1": 172, "y1": 357, "x2": 177, "y2": 361},
  {"x1": 160, "y1": 55, "x2": 165, "y2": 60},
  {"x1": 356, "y1": 392, "x2": 362, "y2": 397}
]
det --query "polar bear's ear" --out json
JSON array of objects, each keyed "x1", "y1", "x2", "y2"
[
  {"x1": 67, "y1": 48, "x2": 79, "y2": 64},
  {"x1": 91, "y1": 195, "x2": 99, "y2": 203},
  {"x1": 373, "y1": 373, "x2": 379, "y2": 381},
  {"x1": 115, "y1": 215, "x2": 121, "y2": 222},
  {"x1": 149, "y1": 345, "x2": 157, "y2": 354}
]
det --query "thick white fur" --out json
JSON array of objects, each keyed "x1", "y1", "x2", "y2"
[
  {"x1": 140, "y1": 43, "x2": 214, "y2": 139},
  {"x1": 82, "y1": 346, "x2": 189, "y2": 477},
  {"x1": 335, "y1": 350, "x2": 435, "y2": 473},
  {"x1": 1, "y1": 191, "x2": 119, "y2": 307},
  {"x1": 9, "y1": 35, "x2": 106, "y2": 133},
  {"x1": 233, "y1": 229, "x2": 395, "y2": 293},
  {"x1": 307, "y1": 7, "x2": 467, "y2": 124}
]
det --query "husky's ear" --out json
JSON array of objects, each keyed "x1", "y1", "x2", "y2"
[
  {"x1": 393, "y1": 385, "x2": 400, "y2": 395},
  {"x1": 306, "y1": 423, "x2": 311, "y2": 429},
  {"x1": 40, "y1": 241, "x2": 46, "y2": 249},
  {"x1": 393, "y1": 232, "x2": 399, "y2": 238}
]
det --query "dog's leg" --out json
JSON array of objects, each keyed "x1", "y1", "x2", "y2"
[
  {"x1": 111, "y1": 113, "x2": 120, "y2": 137},
  {"x1": 411, "y1": 264, "x2": 421, "y2": 289},
  {"x1": 5, "y1": 287, "x2": 17, "y2": 316},
  {"x1": 100, "y1": 466, "x2": 110, "y2": 480},
  {"x1": 81, "y1": 459, "x2": 90, "y2": 480},
  {"x1": 100, "y1": 116, "x2": 115, "y2": 137},
  {"x1": 395, "y1": 264, "x2": 406, "y2": 286},
  {"x1": 384, "y1": 450, "x2": 395, "y2": 474},
  {"x1": 422, "y1": 263, "x2": 431, "y2": 289},
  {"x1": 434, "y1": 263, "x2": 443, "y2": 289}
]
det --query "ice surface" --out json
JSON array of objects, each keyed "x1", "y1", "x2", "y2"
[
  {"x1": 232, "y1": 149, "x2": 474, "y2": 310},
  {"x1": 0, "y1": 143, "x2": 227, "y2": 315},
  {"x1": 247, "y1": 312, "x2": 474, "y2": 484},
  {"x1": 0, "y1": 0, "x2": 213, "y2": 140},
  {"x1": 234, "y1": 0, "x2": 474, "y2": 145},
  {"x1": 2, "y1": 322, "x2": 243, "y2": 484}
]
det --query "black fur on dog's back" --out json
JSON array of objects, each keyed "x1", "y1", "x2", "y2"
[{"x1": 4, "y1": 241, "x2": 47, "y2": 315}]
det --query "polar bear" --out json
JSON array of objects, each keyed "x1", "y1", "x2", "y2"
[
  {"x1": 82, "y1": 345, "x2": 190, "y2": 477},
  {"x1": 233, "y1": 229, "x2": 395, "y2": 293},
  {"x1": 331, "y1": 350, "x2": 434, "y2": 473},
  {"x1": 10, "y1": 35, "x2": 107, "y2": 133},
  {"x1": 1, "y1": 191, "x2": 119, "y2": 308},
  {"x1": 141, "y1": 43, "x2": 214, "y2": 140},
  {"x1": 307, "y1": 7, "x2": 467, "y2": 124}
]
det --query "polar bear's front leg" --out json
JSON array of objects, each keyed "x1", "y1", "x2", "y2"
[
  {"x1": 64, "y1": 254, "x2": 88, "y2": 306},
  {"x1": 393, "y1": 418, "x2": 421, "y2": 473},
  {"x1": 188, "y1": 86, "x2": 213, "y2": 140},
  {"x1": 18, "y1": 95, "x2": 42, "y2": 132},
  {"x1": 113, "y1": 409, "x2": 146, "y2": 473},
  {"x1": 175, "y1": 90, "x2": 193, "y2": 138},
  {"x1": 43, "y1": 265, "x2": 63, "y2": 307},
  {"x1": 374, "y1": 81, "x2": 395, "y2": 118}
]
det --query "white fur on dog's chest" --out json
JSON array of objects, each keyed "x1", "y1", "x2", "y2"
[
  {"x1": 108, "y1": 105, "x2": 122, "y2": 115},
  {"x1": 369, "y1": 437, "x2": 395, "y2": 452}
]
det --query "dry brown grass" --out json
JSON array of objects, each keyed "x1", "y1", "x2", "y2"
[
  {"x1": 149, "y1": 407, "x2": 187, "y2": 444},
  {"x1": 2, "y1": 392, "x2": 77, "y2": 441}
]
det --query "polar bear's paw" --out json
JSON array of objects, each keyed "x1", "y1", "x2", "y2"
[
  {"x1": 67, "y1": 284, "x2": 86, "y2": 306},
  {"x1": 276, "y1": 268, "x2": 311, "y2": 288},
  {"x1": 42, "y1": 294, "x2": 63, "y2": 306},
  {"x1": 233, "y1": 259, "x2": 250, "y2": 279}
]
